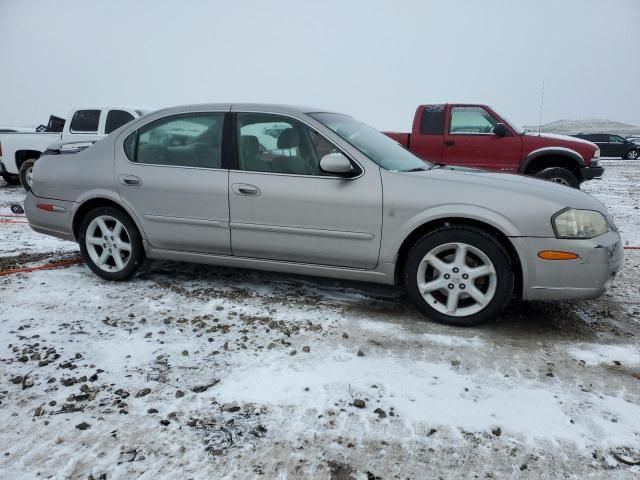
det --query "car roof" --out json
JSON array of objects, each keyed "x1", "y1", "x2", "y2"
[{"x1": 153, "y1": 103, "x2": 337, "y2": 117}]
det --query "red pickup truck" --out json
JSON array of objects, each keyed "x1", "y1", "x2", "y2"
[{"x1": 384, "y1": 104, "x2": 603, "y2": 188}]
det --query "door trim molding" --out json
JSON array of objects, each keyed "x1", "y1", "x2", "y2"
[
  {"x1": 231, "y1": 222, "x2": 375, "y2": 240},
  {"x1": 143, "y1": 214, "x2": 228, "y2": 228}
]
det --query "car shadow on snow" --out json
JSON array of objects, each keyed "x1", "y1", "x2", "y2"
[{"x1": 142, "y1": 260, "x2": 600, "y2": 342}]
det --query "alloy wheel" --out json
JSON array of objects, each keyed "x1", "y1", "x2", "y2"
[
  {"x1": 85, "y1": 215, "x2": 132, "y2": 273},
  {"x1": 416, "y1": 242, "x2": 497, "y2": 317}
]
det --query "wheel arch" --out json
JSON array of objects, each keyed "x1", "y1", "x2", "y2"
[
  {"x1": 393, "y1": 217, "x2": 524, "y2": 298},
  {"x1": 520, "y1": 147, "x2": 584, "y2": 176},
  {"x1": 15, "y1": 149, "x2": 42, "y2": 169},
  {"x1": 72, "y1": 195, "x2": 146, "y2": 244}
]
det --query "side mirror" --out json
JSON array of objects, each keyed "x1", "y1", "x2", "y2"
[
  {"x1": 320, "y1": 153, "x2": 354, "y2": 176},
  {"x1": 493, "y1": 123, "x2": 508, "y2": 137}
]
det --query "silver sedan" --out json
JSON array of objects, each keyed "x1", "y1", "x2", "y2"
[{"x1": 25, "y1": 104, "x2": 623, "y2": 326}]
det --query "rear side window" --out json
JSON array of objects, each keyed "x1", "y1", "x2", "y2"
[
  {"x1": 419, "y1": 105, "x2": 445, "y2": 135},
  {"x1": 105, "y1": 110, "x2": 135, "y2": 134},
  {"x1": 124, "y1": 113, "x2": 224, "y2": 169},
  {"x1": 70, "y1": 110, "x2": 100, "y2": 133}
]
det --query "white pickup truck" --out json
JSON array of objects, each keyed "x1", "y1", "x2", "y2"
[{"x1": 0, "y1": 106, "x2": 150, "y2": 189}]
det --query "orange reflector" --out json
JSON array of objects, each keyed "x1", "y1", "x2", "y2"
[
  {"x1": 36, "y1": 203, "x2": 55, "y2": 212},
  {"x1": 537, "y1": 250, "x2": 579, "y2": 260}
]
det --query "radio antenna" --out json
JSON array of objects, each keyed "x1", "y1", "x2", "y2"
[{"x1": 538, "y1": 81, "x2": 545, "y2": 136}]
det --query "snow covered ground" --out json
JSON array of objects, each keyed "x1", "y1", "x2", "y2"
[{"x1": 1, "y1": 161, "x2": 639, "y2": 479}]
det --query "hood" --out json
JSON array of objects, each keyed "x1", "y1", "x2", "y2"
[
  {"x1": 525, "y1": 131, "x2": 595, "y2": 146},
  {"x1": 381, "y1": 166, "x2": 609, "y2": 238}
]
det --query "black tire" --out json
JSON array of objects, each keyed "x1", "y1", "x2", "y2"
[
  {"x1": 404, "y1": 226, "x2": 514, "y2": 327},
  {"x1": 19, "y1": 159, "x2": 36, "y2": 191},
  {"x1": 534, "y1": 167, "x2": 580, "y2": 188},
  {"x1": 1, "y1": 172, "x2": 20, "y2": 186},
  {"x1": 625, "y1": 149, "x2": 639, "y2": 160},
  {"x1": 78, "y1": 206, "x2": 145, "y2": 281}
]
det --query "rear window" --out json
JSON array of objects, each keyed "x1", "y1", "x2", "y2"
[
  {"x1": 105, "y1": 110, "x2": 135, "y2": 134},
  {"x1": 70, "y1": 110, "x2": 100, "y2": 133},
  {"x1": 419, "y1": 105, "x2": 445, "y2": 135}
]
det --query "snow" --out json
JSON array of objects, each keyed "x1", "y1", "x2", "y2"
[{"x1": 1, "y1": 161, "x2": 640, "y2": 478}]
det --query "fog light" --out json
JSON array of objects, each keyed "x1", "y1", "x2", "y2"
[{"x1": 537, "y1": 250, "x2": 579, "y2": 260}]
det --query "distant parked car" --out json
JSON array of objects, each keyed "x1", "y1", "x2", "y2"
[
  {"x1": 572, "y1": 133, "x2": 639, "y2": 159},
  {"x1": 626, "y1": 136, "x2": 640, "y2": 146},
  {"x1": 25, "y1": 103, "x2": 623, "y2": 327}
]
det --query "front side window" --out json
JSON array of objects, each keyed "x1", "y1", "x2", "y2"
[
  {"x1": 236, "y1": 113, "x2": 341, "y2": 175},
  {"x1": 105, "y1": 110, "x2": 135, "y2": 134},
  {"x1": 125, "y1": 113, "x2": 224, "y2": 168},
  {"x1": 609, "y1": 135, "x2": 624, "y2": 144},
  {"x1": 449, "y1": 106, "x2": 498, "y2": 135},
  {"x1": 70, "y1": 110, "x2": 100, "y2": 133}
]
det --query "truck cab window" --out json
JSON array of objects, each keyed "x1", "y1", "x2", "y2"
[
  {"x1": 449, "y1": 106, "x2": 498, "y2": 135},
  {"x1": 419, "y1": 105, "x2": 445, "y2": 135},
  {"x1": 105, "y1": 110, "x2": 135, "y2": 134},
  {"x1": 70, "y1": 110, "x2": 101, "y2": 133}
]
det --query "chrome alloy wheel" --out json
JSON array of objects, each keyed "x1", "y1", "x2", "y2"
[
  {"x1": 25, "y1": 166, "x2": 34, "y2": 188},
  {"x1": 416, "y1": 242, "x2": 497, "y2": 317},
  {"x1": 85, "y1": 215, "x2": 132, "y2": 273},
  {"x1": 549, "y1": 177, "x2": 570, "y2": 186}
]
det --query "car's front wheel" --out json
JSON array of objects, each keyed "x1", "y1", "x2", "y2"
[
  {"x1": 78, "y1": 207, "x2": 144, "y2": 281},
  {"x1": 626, "y1": 149, "x2": 639, "y2": 160},
  {"x1": 404, "y1": 226, "x2": 514, "y2": 327}
]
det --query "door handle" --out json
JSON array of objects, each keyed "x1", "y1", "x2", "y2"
[
  {"x1": 119, "y1": 175, "x2": 141, "y2": 186},
  {"x1": 232, "y1": 183, "x2": 260, "y2": 196},
  {"x1": 444, "y1": 140, "x2": 455, "y2": 146}
]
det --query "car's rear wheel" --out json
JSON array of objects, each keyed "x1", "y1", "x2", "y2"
[
  {"x1": 534, "y1": 167, "x2": 579, "y2": 188},
  {"x1": 78, "y1": 207, "x2": 144, "y2": 281},
  {"x1": 404, "y1": 226, "x2": 514, "y2": 327},
  {"x1": 19, "y1": 159, "x2": 36, "y2": 191},
  {"x1": 626, "y1": 149, "x2": 639, "y2": 160},
  {"x1": 1, "y1": 172, "x2": 20, "y2": 186}
]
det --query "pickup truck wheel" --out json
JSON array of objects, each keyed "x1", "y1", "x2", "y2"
[
  {"x1": 534, "y1": 167, "x2": 579, "y2": 188},
  {"x1": 1, "y1": 172, "x2": 20, "y2": 186},
  {"x1": 19, "y1": 159, "x2": 36, "y2": 191},
  {"x1": 78, "y1": 207, "x2": 144, "y2": 281},
  {"x1": 626, "y1": 149, "x2": 639, "y2": 160},
  {"x1": 404, "y1": 226, "x2": 514, "y2": 327}
]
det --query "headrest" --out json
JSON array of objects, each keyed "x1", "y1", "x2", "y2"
[{"x1": 277, "y1": 128, "x2": 299, "y2": 149}]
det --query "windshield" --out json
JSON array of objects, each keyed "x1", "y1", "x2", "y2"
[
  {"x1": 310, "y1": 112, "x2": 432, "y2": 171},
  {"x1": 492, "y1": 108, "x2": 525, "y2": 134}
]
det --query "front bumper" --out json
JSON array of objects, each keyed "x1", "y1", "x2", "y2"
[
  {"x1": 513, "y1": 230, "x2": 623, "y2": 301},
  {"x1": 580, "y1": 165, "x2": 604, "y2": 180}
]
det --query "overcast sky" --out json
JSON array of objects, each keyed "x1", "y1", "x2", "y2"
[{"x1": 1, "y1": 0, "x2": 639, "y2": 130}]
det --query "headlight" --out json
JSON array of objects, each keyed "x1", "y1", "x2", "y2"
[
  {"x1": 591, "y1": 149, "x2": 600, "y2": 167},
  {"x1": 552, "y1": 208, "x2": 609, "y2": 239}
]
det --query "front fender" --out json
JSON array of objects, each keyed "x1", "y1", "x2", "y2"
[
  {"x1": 382, "y1": 203, "x2": 522, "y2": 265},
  {"x1": 520, "y1": 147, "x2": 584, "y2": 173}
]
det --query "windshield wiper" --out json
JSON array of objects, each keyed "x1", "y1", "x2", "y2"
[{"x1": 400, "y1": 167, "x2": 429, "y2": 172}]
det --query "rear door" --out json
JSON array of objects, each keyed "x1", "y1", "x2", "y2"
[
  {"x1": 228, "y1": 111, "x2": 382, "y2": 269},
  {"x1": 114, "y1": 110, "x2": 231, "y2": 254},
  {"x1": 441, "y1": 105, "x2": 522, "y2": 171}
]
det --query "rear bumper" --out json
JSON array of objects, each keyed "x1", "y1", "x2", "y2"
[
  {"x1": 24, "y1": 192, "x2": 76, "y2": 242},
  {"x1": 580, "y1": 165, "x2": 604, "y2": 180},
  {"x1": 513, "y1": 231, "x2": 623, "y2": 301}
]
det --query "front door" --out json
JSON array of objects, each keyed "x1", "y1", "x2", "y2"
[
  {"x1": 114, "y1": 111, "x2": 231, "y2": 255},
  {"x1": 228, "y1": 112, "x2": 382, "y2": 269},
  {"x1": 442, "y1": 106, "x2": 522, "y2": 172}
]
